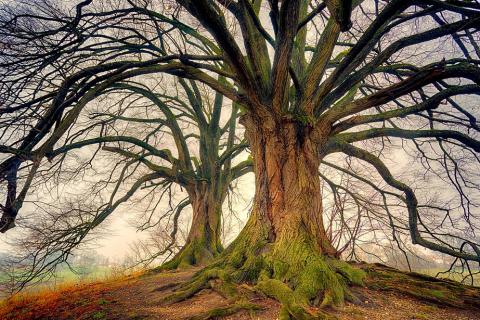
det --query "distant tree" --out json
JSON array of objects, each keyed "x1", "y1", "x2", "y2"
[
  {"x1": 0, "y1": 0, "x2": 251, "y2": 276},
  {"x1": 1, "y1": 1, "x2": 479, "y2": 318},
  {"x1": 0, "y1": 75, "x2": 251, "y2": 287},
  {"x1": 87, "y1": 79, "x2": 251, "y2": 270}
]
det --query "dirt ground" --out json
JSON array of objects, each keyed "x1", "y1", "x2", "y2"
[{"x1": 1, "y1": 266, "x2": 479, "y2": 320}]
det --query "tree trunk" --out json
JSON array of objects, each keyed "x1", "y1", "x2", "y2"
[
  {"x1": 163, "y1": 115, "x2": 365, "y2": 319},
  {"x1": 216, "y1": 115, "x2": 365, "y2": 318},
  {"x1": 161, "y1": 183, "x2": 223, "y2": 269},
  {"x1": 241, "y1": 115, "x2": 337, "y2": 257}
]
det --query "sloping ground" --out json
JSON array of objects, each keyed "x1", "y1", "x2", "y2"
[{"x1": 1, "y1": 263, "x2": 479, "y2": 320}]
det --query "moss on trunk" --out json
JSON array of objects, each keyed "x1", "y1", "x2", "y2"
[
  {"x1": 161, "y1": 117, "x2": 366, "y2": 319},
  {"x1": 158, "y1": 184, "x2": 224, "y2": 270}
]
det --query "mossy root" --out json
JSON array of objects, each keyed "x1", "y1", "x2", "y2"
[
  {"x1": 186, "y1": 302, "x2": 262, "y2": 320},
  {"x1": 363, "y1": 263, "x2": 480, "y2": 309},
  {"x1": 161, "y1": 268, "x2": 234, "y2": 304},
  {"x1": 152, "y1": 241, "x2": 222, "y2": 272},
  {"x1": 159, "y1": 233, "x2": 366, "y2": 319}
]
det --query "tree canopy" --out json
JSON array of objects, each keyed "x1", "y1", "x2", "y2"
[{"x1": 1, "y1": 0, "x2": 479, "y2": 318}]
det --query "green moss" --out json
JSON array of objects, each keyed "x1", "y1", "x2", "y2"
[
  {"x1": 161, "y1": 222, "x2": 366, "y2": 319},
  {"x1": 153, "y1": 239, "x2": 222, "y2": 272},
  {"x1": 271, "y1": 259, "x2": 289, "y2": 281},
  {"x1": 161, "y1": 268, "x2": 225, "y2": 304},
  {"x1": 278, "y1": 306, "x2": 292, "y2": 320},
  {"x1": 428, "y1": 289, "x2": 445, "y2": 299},
  {"x1": 413, "y1": 313, "x2": 429, "y2": 320},
  {"x1": 236, "y1": 257, "x2": 265, "y2": 282},
  {"x1": 362, "y1": 263, "x2": 480, "y2": 308},
  {"x1": 210, "y1": 280, "x2": 237, "y2": 299},
  {"x1": 92, "y1": 311, "x2": 106, "y2": 320},
  {"x1": 295, "y1": 257, "x2": 344, "y2": 306},
  {"x1": 257, "y1": 278, "x2": 317, "y2": 320},
  {"x1": 328, "y1": 259, "x2": 366, "y2": 286},
  {"x1": 186, "y1": 302, "x2": 262, "y2": 320},
  {"x1": 264, "y1": 235, "x2": 364, "y2": 309}
]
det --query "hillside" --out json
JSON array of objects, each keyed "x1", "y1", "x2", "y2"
[{"x1": 1, "y1": 263, "x2": 479, "y2": 320}]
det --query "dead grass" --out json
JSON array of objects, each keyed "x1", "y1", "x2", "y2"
[{"x1": 0, "y1": 271, "x2": 143, "y2": 320}]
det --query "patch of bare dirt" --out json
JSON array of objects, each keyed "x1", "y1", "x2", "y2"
[{"x1": 333, "y1": 287, "x2": 479, "y2": 320}]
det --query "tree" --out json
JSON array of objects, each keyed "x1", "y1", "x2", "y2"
[
  {"x1": 1, "y1": 76, "x2": 251, "y2": 285},
  {"x1": 0, "y1": 0, "x2": 252, "y2": 272},
  {"x1": 1, "y1": 1, "x2": 480, "y2": 318},
  {"x1": 92, "y1": 79, "x2": 251, "y2": 269}
]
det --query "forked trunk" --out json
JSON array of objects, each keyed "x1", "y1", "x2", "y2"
[{"x1": 161, "y1": 183, "x2": 223, "y2": 269}]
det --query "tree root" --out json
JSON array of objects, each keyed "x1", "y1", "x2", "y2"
[
  {"x1": 362, "y1": 263, "x2": 480, "y2": 309},
  {"x1": 185, "y1": 302, "x2": 262, "y2": 320},
  {"x1": 256, "y1": 278, "x2": 335, "y2": 320},
  {"x1": 159, "y1": 225, "x2": 367, "y2": 319},
  {"x1": 160, "y1": 268, "x2": 233, "y2": 304},
  {"x1": 152, "y1": 241, "x2": 223, "y2": 272},
  {"x1": 158, "y1": 242, "x2": 480, "y2": 319}
]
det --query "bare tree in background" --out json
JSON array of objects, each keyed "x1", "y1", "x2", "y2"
[{"x1": 0, "y1": 74, "x2": 252, "y2": 289}]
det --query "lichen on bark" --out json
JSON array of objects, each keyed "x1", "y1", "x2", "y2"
[{"x1": 156, "y1": 184, "x2": 224, "y2": 271}]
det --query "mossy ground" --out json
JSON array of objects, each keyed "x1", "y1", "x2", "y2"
[
  {"x1": 1, "y1": 264, "x2": 479, "y2": 320},
  {"x1": 160, "y1": 230, "x2": 367, "y2": 320}
]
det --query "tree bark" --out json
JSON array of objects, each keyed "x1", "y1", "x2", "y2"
[
  {"x1": 213, "y1": 115, "x2": 364, "y2": 318},
  {"x1": 162, "y1": 183, "x2": 224, "y2": 269},
  {"x1": 241, "y1": 115, "x2": 337, "y2": 257}
]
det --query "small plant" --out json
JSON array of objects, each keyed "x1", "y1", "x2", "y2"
[
  {"x1": 413, "y1": 313, "x2": 429, "y2": 320},
  {"x1": 92, "y1": 311, "x2": 106, "y2": 319}
]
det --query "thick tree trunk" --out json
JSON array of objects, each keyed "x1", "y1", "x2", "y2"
[
  {"x1": 161, "y1": 183, "x2": 223, "y2": 269},
  {"x1": 241, "y1": 115, "x2": 337, "y2": 257},
  {"x1": 164, "y1": 115, "x2": 364, "y2": 319},
  {"x1": 215, "y1": 115, "x2": 365, "y2": 318}
]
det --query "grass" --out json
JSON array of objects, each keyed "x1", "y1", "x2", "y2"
[
  {"x1": 0, "y1": 265, "x2": 118, "y2": 299},
  {"x1": 0, "y1": 269, "x2": 143, "y2": 320}
]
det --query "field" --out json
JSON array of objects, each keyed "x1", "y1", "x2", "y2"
[{"x1": 0, "y1": 265, "x2": 115, "y2": 299}]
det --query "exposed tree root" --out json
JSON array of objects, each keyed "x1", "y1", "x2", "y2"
[
  {"x1": 186, "y1": 302, "x2": 262, "y2": 320},
  {"x1": 362, "y1": 263, "x2": 480, "y2": 309},
  {"x1": 161, "y1": 268, "x2": 234, "y2": 304},
  {"x1": 153, "y1": 240, "x2": 223, "y2": 272},
  {"x1": 256, "y1": 278, "x2": 336, "y2": 320},
  {"x1": 160, "y1": 226, "x2": 366, "y2": 320},
  {"x1": 152, "y1": 282, "x2": 179, "y2": 292}
]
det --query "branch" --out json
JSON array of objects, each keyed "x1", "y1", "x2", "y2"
[
  {"x1": 333, "y1": 128, "x2": 480, "y2": 152},
  {"x1": 333, "y1": 142, "x2": 480, "y2": 262}
]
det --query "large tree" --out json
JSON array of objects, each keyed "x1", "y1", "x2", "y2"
[
  {"x1": 1, "y1": 74, "x2": 251, "y2": 280},
  {"x1": 94, "y1": 79, "x2": 251, "y2": 269},
  {"x1": 1, "y1": 0, "x2": 480, "y2": 318}
]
